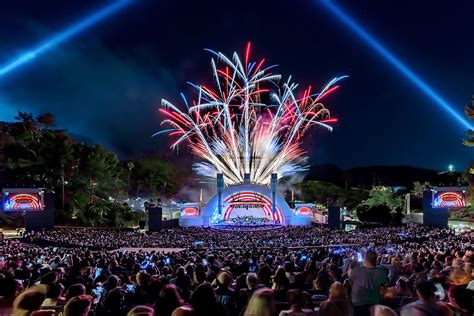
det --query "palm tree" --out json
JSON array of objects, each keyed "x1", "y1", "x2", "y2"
[
  {"x1": 85, "y1": 201, "x2": 110, "y2": 227},
  {"x1": 127, "y1": 161, "x2": 134, "y2": 196}
]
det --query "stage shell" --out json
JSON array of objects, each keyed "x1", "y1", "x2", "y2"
[{"x1": 179, "y1": 183, "x2": 312, "y2": 227}]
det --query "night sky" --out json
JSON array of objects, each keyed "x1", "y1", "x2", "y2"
[{"x1": 0, "y1": 0, "x2": 472, "y2": 171}]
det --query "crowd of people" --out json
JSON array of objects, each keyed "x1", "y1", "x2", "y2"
[
  {"x1": 23, "y1": 225, "x2": 464, "y2": 250},
  {"x1": 229, "y1": 216, "x2": 272, "y2": 226},
  {"x1": 0, "y1": 224, "x2": 471, "y2": 315}
]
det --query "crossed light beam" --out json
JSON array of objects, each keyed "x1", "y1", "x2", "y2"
[
  {"x1": 319, "y1": 0, "x2": 472, "y2": 130},
  {"x1": 0, "y1": 0, "x2": 133, "y2": 77}
]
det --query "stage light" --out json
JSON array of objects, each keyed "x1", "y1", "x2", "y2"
[
  {"x1": 318, "y1": 0, "x2": 473, "y2": 130},
  {"x1": 0, "y1": 0, "x2": 133, "y2": 77}
]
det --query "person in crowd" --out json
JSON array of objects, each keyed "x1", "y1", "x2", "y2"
[
  {"x1": 41, "y1": 282, "x2": 65, "y2": 309},
  {"x1": 0, "y1": 277, "x2": 20, "y2": 315},
  {"x1": 155, "y1": 284, "x2": 184, "y2": 316},
  {"x1": 318, "y1": 281, "x2": 352, "y2": 316},
  {"x1": 134, "y1": 270, "x2": 151, "y2": 304},
  {"x1": 171, "y1": 305, "x2": 193, "y2": 316},
  {"x1": 0, "y1": 225, "x2": 470, "y2": 316},
  {"x1": 279, "y1": 289, "x2": 316, "y2": 316},
  {"x1": 99, "y1": 286, "x2": 126, "y2": 315},
  {"x1": 63, "y1": 295, "x2": 93, "y2": 316},
  {"x1": 244, "y1": 288, "x2": 276, "y2": 316},
  {"x1": 381, "y1": 257, "x2": 402, "y2": 284},
  {"x1": 170, "y1": 267, "x2": 191, "y2": 301},
  {"x1": 12, "y1": 286, "x2": 48, "y2": 316},
  {"x1": 191, "y1": 270, "x2": 207, "y2": 290},
  {"x1": 65, "y1": 283, "x2": 87, "y2": 303},
  {"x1": 190, "y1": 282, "x2": 229, "y2": 316},
  {"x1": 284, "y1": 261, "x2": 296, "y2": 285},
  {"x1": 272, "y1": 267, "x2": 290, "y2": 301},
  {"x1": 127, "y1": 305, "x2": 155, "y2": 316},
  {"x1": 382, "y1": 276, "x2": 415, "y2": 309},
  {"x1": 215, "y1": 271, "x2": 237, "y2": 313},
  {"x1": 370, "y1": 305, "x2": 397, "y2": 316},
  {"x1": 349, "y1": 250, "x2": 389, "y2": 316},
  {"x1": 257, "y1": 264, "x2": 273, "y2": 288},
  {"x1": 446, "y1": 285, "x2": 472, "y2": 315},
  {"x1": 238, "y1": 273, "x2": 266, "y2": 311},
  {"x1": 400, "y1": 280, "x2": 452, "y2": 316},
  {"x1": 312, "y1": 270, "x2": 333, "y2": 297}
]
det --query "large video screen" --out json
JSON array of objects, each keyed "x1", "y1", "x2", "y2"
[
  {"x1": 432, "y1": 191, "x2": 465, "y2": 208},
  {"x1": 2, "y1": 192, "x2": 44, "y2": 211},
  {"x1": 181, "y1": 203, "x2": 200, "y2": 217},
  {"x1": 294, "y1": 204, "x2": 314, "y2": 216}
]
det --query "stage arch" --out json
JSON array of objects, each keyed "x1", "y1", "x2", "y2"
[{"x1": 201, "y1": 184, "x2": 293, "y2": 226}]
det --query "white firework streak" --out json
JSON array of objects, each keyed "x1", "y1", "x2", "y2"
[{"x1": 155, "y1": 44, "x2": 347, "y2": 186}]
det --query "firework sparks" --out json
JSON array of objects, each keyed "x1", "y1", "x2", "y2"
[{"x1": 155, "y1": 44, "x2": 346, "y2": 186}]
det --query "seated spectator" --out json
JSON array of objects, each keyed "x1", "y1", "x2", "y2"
[
  {"x1": 171, "y1": 306, "x2": 193, "y2": 316},
  {"x1": 257, "y1": 264, "x2": 272, "y2": 288},
  {"x1": 104, "y1": 275, "x2": 121, "y2": 292},
  {"x1": 65, "y1": 284, "x2": 87, "y2": 303},
  {"x1": 190, "y1": 283, "x2": 228, "y2": 316},
  {"x1": 244, "y1": 288, "x2": 276, "y2": 316},
  {"x1": 99, "y1": 286, "x2": 126, "y2": 315},
  {"x1": 170, "y1": 267, "x2": 191, "y2": 301},
  {"x1": 284, "y1": 261, "x2": 296, "y2": 285},
  {"x1": 13, "y1": 285, "x2": 48, "y2": 316},
  {"x1": 0, "y1": 277, "x2": 20, "y2": 315},
  {"x1": 318, "y1": 281, "x2": 352, "y2": 316},
  {"x1": 381, "y1": 257, "x2": 402, "y2": 284},
  {"x1": 155, "y1": 284, "x2": 185, "y2": 316},
  {"x1": 279, "y1": 289, "x2": 316, "y2": 316},
  {"x1": 128, "y1": 305, "x2": 155, "y2": 316},
  {"x1": 400, "y1": 280, "x2": 451, "y2": 316},
  {"x1": 382, "y1": 277, "x2": 415, "y2": 309},
  {"x1": 446, "y1": 285, "x2": 473, "y2": 315},
  {"x1": 370, "y1": 304, "x2": 397, "y2": 316},
  {"x1": 63, "y1": 294, "x2": 92, "y2": 316},
  {"x1": 192, "y1": 270, "x2": 207, "y2": 290},
  {"x1": 311, "y1": 270, "x2": 332, "y2": 297},
  {"x1": 215, "y1": 271, "x2": 237, "y2": 313},
  {"x1": 239, "y1": 273, "x2": 265, "y2": 311},
  {"x1": 272, "y1": 267, "x2": 290, "y2": 301},
  {"x1": 41, "y1": 282, "x2": 65, "y2": 308}
]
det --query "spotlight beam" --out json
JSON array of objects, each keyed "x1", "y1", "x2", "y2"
[
  {"x1": 318, "y1": 0, "x2": 472, "y2": 130},
  {"x1": 0, "y1": 0, "x2": 133, "y2": 77}
]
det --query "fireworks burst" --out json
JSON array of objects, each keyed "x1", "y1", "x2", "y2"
[{"x1": 155, "y1": 43, "x2": 346, "y2": 186}]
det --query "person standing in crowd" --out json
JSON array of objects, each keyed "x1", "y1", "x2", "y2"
[{"x1": 349, "y1": 250, "x2": 388, "y2": 316}]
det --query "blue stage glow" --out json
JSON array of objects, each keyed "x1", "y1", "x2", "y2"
[
  {"x1": 0, "y1": 0, "x2": 133, "y2": 77},
  {"x1": 319, "y1": 0, "x2": 472, "y2": 130}
]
